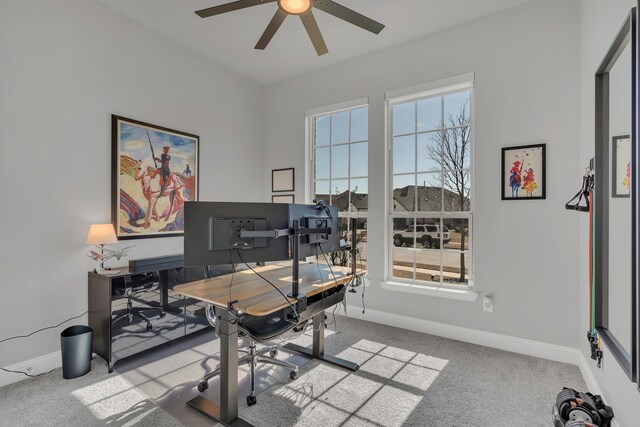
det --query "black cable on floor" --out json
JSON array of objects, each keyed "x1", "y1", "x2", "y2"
[
  {"x1": 0, "y1": 366, "x2": 58, "y2": 378},
  {"x1": 0, "y1": 311, "x2": 90, "y2": 378}
]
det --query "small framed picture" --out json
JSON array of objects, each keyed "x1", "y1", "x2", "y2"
[
  {"x1": 612, "y1": 135, "x2": 631, "y2": 197},
  {"x1": 501, "y1": 143, "x2": 546, "y2": 200},
  {"x1": 272, "y1": 194, "x2": 295, "y2": 204},
  {"x1": 272, "y1": 168, "x2": 295, "y2": 192}
]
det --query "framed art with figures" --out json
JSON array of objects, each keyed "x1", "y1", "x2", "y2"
[
  {"x1": 112, "y1": 115, "x2": 199, "y2": 239},
  {"x1": 612, "y1": 135, "x2": 631, "y2": 198},
  {"x1": 501, "y1": 143, "x2": 546, "y2": 200}
]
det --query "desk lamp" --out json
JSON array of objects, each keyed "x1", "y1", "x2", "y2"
[{"x1": 86, "y1": 223, "x2": 118, "y2": 274}]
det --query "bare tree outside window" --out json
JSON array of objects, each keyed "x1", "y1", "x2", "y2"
[{"x1": 426, "y1": 98, "x2": 471, "y2": 282}]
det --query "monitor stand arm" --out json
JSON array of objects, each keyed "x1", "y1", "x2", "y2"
[{"x1": 240, "y1": 221, "x2": 333, "y2": 312}]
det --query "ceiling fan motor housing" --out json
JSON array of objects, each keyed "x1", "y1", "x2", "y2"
[{"x1": 278, "y1": 0, "x2": 312, "y2": 15}]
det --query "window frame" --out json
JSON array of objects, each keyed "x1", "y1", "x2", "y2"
[
  {"x1": 385, "y1": 76, "x2": 475, "y2": 290},
  {"x1": 306, "y1": 98, "x2": 369, "y2": 221},
  {"x1": 306, "y1": 98, "x2": 370, "y2": 266}
]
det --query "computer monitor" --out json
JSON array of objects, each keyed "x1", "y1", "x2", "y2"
[
  {"x1": 184, "y1": 201, "x2": 290, "y2": 267},
  {"x1": 288, "y1": 202, "x2": 340, "y2": 259},
  {"x1": 184, "y1": 201, "x2": 340, "y2": 267}
]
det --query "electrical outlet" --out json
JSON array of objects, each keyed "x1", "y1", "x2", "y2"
[{"x1": 483, "y1": 295, "x2": 494, "y2": 312}]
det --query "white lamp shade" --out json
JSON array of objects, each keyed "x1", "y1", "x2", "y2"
[{"x1": 86, "y1": 224, "x2": 118, "y2": 245}]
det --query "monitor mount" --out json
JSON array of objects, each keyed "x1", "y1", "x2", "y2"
[{"x1": 239, "y1": 218, "x2": 333, "y2": 316}]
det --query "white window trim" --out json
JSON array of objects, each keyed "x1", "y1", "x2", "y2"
[
  {"x1": 385, "y1": 72, "x2": 475, "y2": 103},
  {"x1": 381, "y1": 279, "x2": 479, "y2": 302},
  {"x1": 384, "y1": 74, "x2": 476, "y2": 296}
]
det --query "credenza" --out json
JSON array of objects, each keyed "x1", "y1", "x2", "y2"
[{"x1": 88, "y1": 255, "x2": 222, "y2": 372}]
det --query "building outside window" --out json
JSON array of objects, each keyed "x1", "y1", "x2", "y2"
[
  {"x1": 309, "y1": 102, "x2": 368, "y2": 270},
  {"x1": 388, "y1": 84, "x2": 473, "y2": 287}
]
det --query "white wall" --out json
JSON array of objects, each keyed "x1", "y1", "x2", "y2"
[
  {"x1": 0, "y1": 0, "x2": 265, "y2": 366},
  {"x1": 263, "y1": 0, "x2": 581, "y2": 347},
  {"x1": 579, "y1": 1, "x2": 640, "y2": 426}
]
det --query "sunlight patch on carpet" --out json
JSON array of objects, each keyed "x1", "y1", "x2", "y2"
[{"x1": 71, "y1": 374, "x2": 158, "y2": 423}]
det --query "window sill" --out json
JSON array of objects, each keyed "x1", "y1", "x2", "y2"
[{"x1": 380, "y1": 280, "x2": 479, "y2": 302}]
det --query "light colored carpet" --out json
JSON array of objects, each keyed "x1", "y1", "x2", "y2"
[
  {"x1": 116, "y1": 315, "x2": 587, "y2": 427},
  {"x1": 236, "y1": 316, "x2": 587, "y2": 427},
  {"x1": 1, "y1": 316, "x2": 588, "y2": 427},
  {"x1": 0, "y1": 357, "x2": 182, "y2": 427}
]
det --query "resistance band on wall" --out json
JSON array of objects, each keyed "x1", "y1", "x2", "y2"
[
  {"x1": 588, "y1": 188, "x2": 603, "y2": 366},
  {"x1": 565, "y1": 160, "x2": 602, "y2": 367}
]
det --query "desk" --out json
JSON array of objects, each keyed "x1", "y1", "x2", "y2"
[{"x1": 174, "y1": 262, "x2": 361, "y2": 427}]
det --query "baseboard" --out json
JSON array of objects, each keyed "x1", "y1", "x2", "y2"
[
  {"x1": 576, "y1": 352, "x2": 621, "y2": 427},
  {"x1": 577, "y1": 350, "x2": 602, "y2": 395},
  {"x1": 345, "y1": 306, "x2": 627, "y2": 426},
  {"x1": 0, "y1": 351, "x2": 62, "y2": 388},
  {"x1": 345, "y1": 305, "x2": 580, "y2": 365}
]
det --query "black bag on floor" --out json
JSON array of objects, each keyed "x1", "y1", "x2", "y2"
[{"x1": 552, "y1": 387, "x2": 614, "y2": 427}]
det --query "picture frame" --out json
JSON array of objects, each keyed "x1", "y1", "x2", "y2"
[
  {"x1": 272, "y1": 194, "x2": 295, "y2": 204},
  {"x1": 112, "y1": 115, "x2": 199, "y2": 239},
  {"x1": 272, "y1": 168, "x2": 295, "y2": 192},
  {"x1": 501, "y1": 143, "x2": 546, "y2": 200},
  {"x1": 612, "y1": 134, "x2": 631, "y2": 197}
]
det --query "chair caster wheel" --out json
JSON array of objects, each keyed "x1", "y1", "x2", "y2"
[
  {"x1": 197, "y1": 381, "x2": 208, "y2": 392},
  {"x1": 146, "y1": 323, "x2": 152, "y2": 331},
  {"x1": 269, "y1": 349, "x2": 278, "y2": 358},
  {"x1": 247, "y1": 395, "x2": 257, "y2": 406},
  {"x1": 160, "y1": 312, "x2": 166, "y2": 318},
  {"x1": 290, "y1": 370, "x2": 298, "y2": 380}
]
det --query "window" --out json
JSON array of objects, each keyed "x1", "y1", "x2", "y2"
[
  {"x1": 387, "y1": 84, "x2": 473, "y2": 288},
  {"x1": 309, "y1": 102, "x2": 368, "y2": 270}
]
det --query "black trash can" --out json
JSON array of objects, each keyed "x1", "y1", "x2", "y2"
[{"x1": 60, "y1": 325, "x2": 93, "y2": 379}]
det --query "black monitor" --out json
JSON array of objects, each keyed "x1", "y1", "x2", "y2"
[
  {"x1": 288, "y1": 202, "x2": 340, "y2": 258},
  {"x1": 184, "y1": 201, "x2": 289, "y2": 267},
  {"x1": 184, "y1": 201, "x2": 340, "y2": 268}
]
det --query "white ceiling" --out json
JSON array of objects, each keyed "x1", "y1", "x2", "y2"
[{"x1": 98, "y1": 0, "x2": 537, "y2": 85}]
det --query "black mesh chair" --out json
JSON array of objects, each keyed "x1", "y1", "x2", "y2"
[
  {"x1": 196, "y1": 265, "x2": 299, "y2": 407},
  {"x1": 112, "y1": 272, "x2": 165, "y2": 331}
]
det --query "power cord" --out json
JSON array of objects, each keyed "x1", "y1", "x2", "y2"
[
  {"x1": 0, "y1": 311, "x2": 88, "y2": 344},
  {"x1": 0, "y1": 311, "x2": 89, "y2": 378},
  {"x1": 0, "y1": 366, "x2": 58, "y2": 378},
  {"x1": 228, "y1": 249, "x2": 236, "y2": 308},
  {"x1": 359, "y1": 247, "x2": 366, "y2": 314},
  {"x1": 312, "y1": 245, "x2": 328, "y2": 332},
  {"x1": 319, "y1": 245, "x2": 348, "y2": 334},
  {"x1": 236, "y1": 250, "x2": 299, "y2": 321}
]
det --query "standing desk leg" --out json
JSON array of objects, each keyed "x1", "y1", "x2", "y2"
[
  {"x1": 285, "y1": 311, "x2": 359, "y2": 372},
  {"x1": 159, "y1": 270, "x2": 169, "y2": 309},
  {"x1": 186, "y1": 310, "x2": 253, "y2": 427}
]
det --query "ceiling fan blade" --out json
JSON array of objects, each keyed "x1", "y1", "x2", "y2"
[
  {"x1": 313, "y1": 0, "x2": 385, "y2": 34},
  {"x1": 255, "y1": 10, "x2": 288, "y2": 50},
  {"x1": 195, "y1": 0, "x2": 277, "y2": 18},
  {"x1": 300, "y1": 10, "x2": 328, "y2": 56}
]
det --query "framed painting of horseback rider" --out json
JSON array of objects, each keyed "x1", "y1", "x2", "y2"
[
  {"x1": 111, "y1": 115, "x2": 199, "y2": 239},
  {"x1": 501, "y1": 143, "x2": 546, "y2": 200}
]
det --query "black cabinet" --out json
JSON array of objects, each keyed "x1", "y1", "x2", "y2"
[{"x1": 88, "y1": 262, "x2": 211, "y2": 372}]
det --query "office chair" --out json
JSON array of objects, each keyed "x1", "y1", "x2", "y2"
[
  {"x1": 112, "y1": 272, "x2": 165, "y2": 331},
  {"x1": 197, "y1": 266, "x2": 299, "y2": 407}
]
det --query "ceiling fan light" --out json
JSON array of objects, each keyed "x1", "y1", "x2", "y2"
[{"x1": 278, "y1": 0, "x2": 312, "y2": 15}]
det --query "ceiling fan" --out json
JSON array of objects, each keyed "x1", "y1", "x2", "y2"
[{"x1": 195, "y1": 0, "x2": 385, "y2": 56}]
